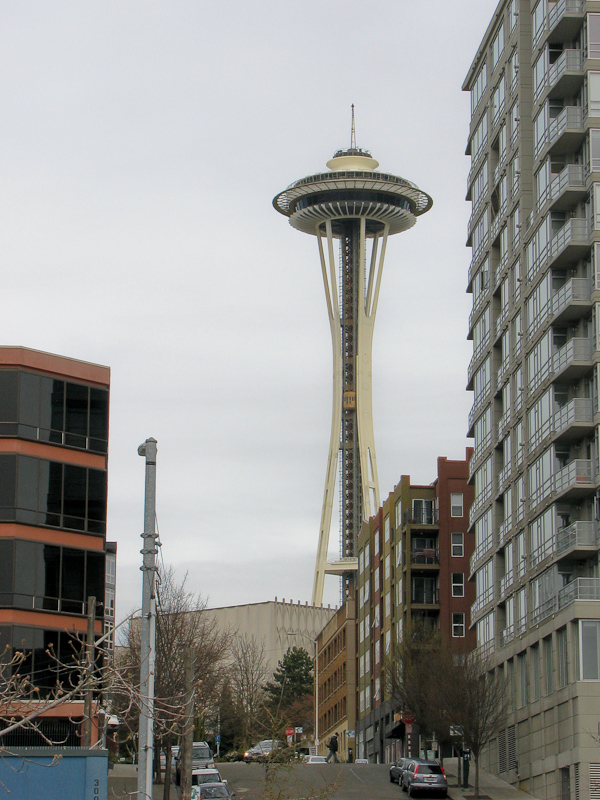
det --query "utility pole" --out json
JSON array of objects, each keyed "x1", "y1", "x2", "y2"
[
  {"x1": 180, "y1": 646, "x2": 194, "y2": 800},
  {"x1": 137, "y1": 438, "x2": 158, "y2": 800},
  {"x1": 81, "y1": 595, "x2": 96, "y2": 748}
]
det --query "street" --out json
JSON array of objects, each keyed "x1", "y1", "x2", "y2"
[{"x1": 107, "y1": 762, "x2": 399, "y2": 799}]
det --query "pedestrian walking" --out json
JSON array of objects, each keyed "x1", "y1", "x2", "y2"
[{"x1": 326, "y1": 732, "x2": 339, "y2": 763}]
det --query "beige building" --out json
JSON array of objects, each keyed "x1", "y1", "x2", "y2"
[
  {"x1": 204, "y1": 598, "x2": 335, "y2": 676},
  {"x1": 464, "y1": 2, "x2": 600, "y2": 798}
]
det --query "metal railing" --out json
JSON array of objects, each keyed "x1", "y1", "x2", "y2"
[
  {"x1": 554, "y1": 458, "x2": 595, "y2": 496},
  {"x1": 536, "y1": 164, "x2": 585, "y2": 215},
  {"x1": 534, "y1": 50, "x2": 583, "y2": 104},
  {"x1": 531, "y1": 595, "x2": 557, "y2": 626},
  {"x1": 534, "y1": 106, "x2": 584, "y2": 161},
  {"x1": 553, "y1": 397, "x2": 593, "y2": 436},
  {"x1": 556, "y1": 520, "x2": 599, "y2": 555},
  {"x1": 553, "y1": 337, "x2": 593, "y2": 377},
  {"x1": 558, "y1": 577, "x2": 600, "y2": 609}
]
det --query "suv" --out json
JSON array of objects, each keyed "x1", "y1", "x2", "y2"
[{"x1": 401, "y1": 758, "x2": 447, "y2": 797}]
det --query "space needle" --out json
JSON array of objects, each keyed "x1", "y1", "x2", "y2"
[{"x1": 274, "y1": 112, "x2": 432, "y2": 605}]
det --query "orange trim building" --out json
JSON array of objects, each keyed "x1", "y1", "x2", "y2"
[{"x1": 0, "y1": 347, "x2": 112, "y2": 745}]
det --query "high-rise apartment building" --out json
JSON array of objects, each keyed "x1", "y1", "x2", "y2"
[
  {"x1": 355, "y1": 455, "x2": 474, "y2": 763},
  {"x1": 465, "y1": 2, "x2": 600, "y2": 797},
  {"x1": 0, "y1": 347, "x2": 111, "y2": 744}
]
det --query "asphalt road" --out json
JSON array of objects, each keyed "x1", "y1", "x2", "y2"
[{"x1": 107, "y1": 762, "x2": 399, "y2": 799}]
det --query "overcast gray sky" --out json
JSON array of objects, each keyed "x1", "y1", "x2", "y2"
[{"x1": 1, "y1": 1, "x2": 498, "y2": 620}]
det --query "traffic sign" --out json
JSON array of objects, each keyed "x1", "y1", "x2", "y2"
[
  {"x1": 401, "y1": 711, "x2": 416, "y2": 725},
  {"x1": 285, "y1": 727, "x2": 294, "y2": 736},
  {"x1": 294, "y1": 727, "x2": 303, "y2": 734}
]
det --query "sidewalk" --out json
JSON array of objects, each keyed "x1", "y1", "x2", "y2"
[{"x1": 444, "y1": 758, "x2": 541, "y2": 800}]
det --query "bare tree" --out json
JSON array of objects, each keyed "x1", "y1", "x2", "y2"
[
  {"x1": 229, "y1": 633, "x2": 269, "y2": 749},
  {"x1": 384, "y1": 618, "x2": 445, "y2": 744},
  {"x1": 447, "y1": 650, "x2": 507, "y2": 798},
  {"x1": 117, "y1": 567, "x2": 231, "y2": 799}
]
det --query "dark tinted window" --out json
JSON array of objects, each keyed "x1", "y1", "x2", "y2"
[
  {"x1": 0, "y1": 372, "x2": 18, "y2": 421},
  {"x1": 417, "y1": 765, "x2": 443, "y2": 774},
  {"x1": 14, "y1": 541, "x2": 36, "y2": 595},
  {"x1": 0, "y1": 456, "x2": 16, "y2": 511},
  {"x1": 0, "y1": 541, "x2": 14, "y2": 601},
  {"x1": 42, "y1": 545, "x2": 60, "y2": 600},
  {"x1": 61, "y1": 549, "x2": 85, "y2": 611},
  {"x1": 86, "y1": 552, "x2": 105, "y2": 602},
  {"x1": 19, "y1": 372, "x2": 40, "y2": 428}
]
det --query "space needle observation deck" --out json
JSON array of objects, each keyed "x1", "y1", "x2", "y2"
[{"x1": 273, "y1": 138, "x2": 432, "y2": 605}]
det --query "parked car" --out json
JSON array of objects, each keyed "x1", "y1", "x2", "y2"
[
  {"x1": 390, "y1": 757, "x2": 411, "y2": 784},
  {"x1": 243, "y1": 739, "x2": 281, "y2": 763},
  {"x1": 401, "y1": 758, "x2": 447, "y2": 797},
  {"x1": 303, "y1": 755, "x2": 327, "y2": 764},
  {"x1": 193, "y1": 783, "x2": 235, "y2": 799},
  {"x1": 192, "y1": 768, "x2": 227, "y2": 787}
]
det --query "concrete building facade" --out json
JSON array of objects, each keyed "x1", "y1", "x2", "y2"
[
  {"x1": 355, "y1": 454, "x2": 474, "y2": 763},
  {"x1": 0, "y1": 347, "x2": 111, "y2": 744},
  {"x1": 464, "y1": 2, "x2": 600, "y2": 797},
  {"x1": 203, "y1": 598, "x2": 335, "y2": 677}
]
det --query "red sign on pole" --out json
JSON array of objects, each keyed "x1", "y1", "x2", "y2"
[
  {"x1": 401, "y1": 711, "x2": 416, "y2": 726},
  {"x1": 285, "y1": 727, "x2": 294, "y2": 736}
]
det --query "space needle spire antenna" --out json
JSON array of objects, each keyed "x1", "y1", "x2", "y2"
[{"x1": 274, "y1": 131, "x2": 432, "y2": 605}]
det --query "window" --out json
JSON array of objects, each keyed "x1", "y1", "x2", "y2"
[
  {"x1": 492, "y1": 74, "x2": 506, "y2": 123},
  {"x1": 413, "y1": 498, "x2": 434, "y2": 524},
  {"x1": 374, "y1": 532, "x2": 380, "y2": 556},
  {"x1": 590, "y1": 72, "x2": 600, "y2": 117},
  {"x1": 395, "y1": 500, "x2": 401, "y2": 529},
  {"x1": 558, "y1": 627, "x2": 568, "y2": 688},
  {"x1": 532, "y1": 0, "x2": 545, "y2": 44},
  {"x1": 544, "y1": 636, "x2": 553, "y2": 695},
  {"x1": 518, "y1": 652, "x2": 528, "y2": 707},
  {"x1": 106, "y1": 553, "x2": 116, "y2": 584},
  {"x1": 451, "y1": 532, "x2": 464, "y2": 557},
  {"x1": 384, "y1": 516, "x2": 390, "y2": 542},
  {"x1": 509, "y1": 0, "x2": 518, "y2": 30},
  {"x1": 451, "y1": 493, "x2": 464, "y2": 517},
  {"x1": 471, "y1": 63, "x2": 487, "y2": 114},
  {"x1": 471, "y1": 114, "x2": 488, "y2": 162},
  {"x1": 452, "y1": 573, "x2": 465, "y2": 597},
  {"x1": 384, "y1": 553, "x2": 390, "y2": 581},
  {"x1": 580, "y1": 620, "x2": 600, "y2": 680},
  {"x1": 385, "y1": 591, "x2": 391, "y2": 619},
  {"x1": 590, "y1": 14, "x2": 600, "y2": 59},
  {"x1": 531, "y1": 645, "x2": 541, "y2": 701},
  {"x1": 375, "y1": 639, "x2": 380, "y2": 665},
  {"x1": 492, "y1": 21, "x2": 505, "y2": 69},
  {"x1": 452, "y1": 613, "x2": 465, "y2": 638}
]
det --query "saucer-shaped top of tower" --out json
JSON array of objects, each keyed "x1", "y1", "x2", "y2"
[{"x1": 273, "y1": 147, "x2": 433, "y2": 237}]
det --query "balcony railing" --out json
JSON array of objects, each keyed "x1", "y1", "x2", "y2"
[
  {"x1": 534, "y1": 49, "x2": 584, "y2": 105},
  {"x1": 471, "y1": 586, "x2": 494, "y2": 619},
  {"x1": 500, "y1": 569, "x2": 514, "y2": 598},
  {"x1": 536, "y1": 164, "x2": 585, "y2": 215},
  {"x1": 553, "y1": 336, "x2": 593, "y2": 378},
  {"x1": 551, "y1": 276, "x2": 592, "y2": 320},
  {"x1": 411, "y1": 588, "x2": 439, "y2": 605},
  {"x1": 556, "y1": 520, "x2": 599, "y2": 556},
  {"x1": 534, "y1": 106, "x2": 584, "y2": 161},
  {"x1": 471, "y1": 429, "x2": 493, "y2": 476},
  {"x1": 553, "y1": 397, "x2": 593, "y2": 437},
  {"x1": 411, "y1": 548, "x2": 439, "y2": 565},
  {"x1": 470, "y1": 538, "x2": 494, "y2": 575},
  {"x1": 499, "y1": 624, "x2": 515, "y2": 647},
  {"x1": 554, "y1": 458, "x2": 595, "y2": 498},
  {"x1": 526, "y1": 217, "x2": 589, "y2": 284},
  {"x1": 558, "y1": 577, "x2": 600, "y2": 610},
  {"x1": 499, "y1": 515, "x2": 513, "y2": 545},
  {"x1": 533, "y1": 0, "x2": 585, "y2": 49},
  {"x1": 531, "y1": 595, "x2": 558, "y2": 626}
]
